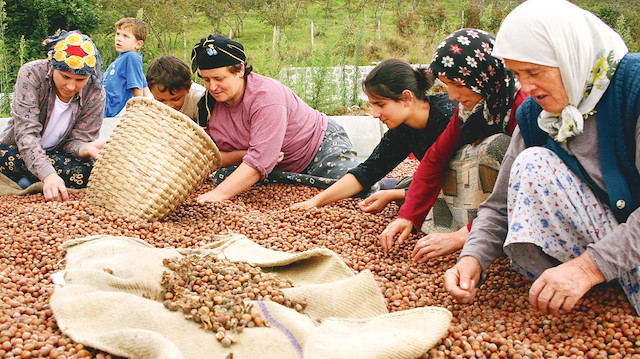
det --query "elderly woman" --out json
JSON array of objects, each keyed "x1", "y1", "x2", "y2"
[
  {"x1": 191, "y1": 35, "x2": 359, "y2": 202},
  {"x1": 444, "y1": 0, "x2": 640, "y2": 316},
  {"x1": 0, "y1": 30, "x2": 105, "y2": 202}
]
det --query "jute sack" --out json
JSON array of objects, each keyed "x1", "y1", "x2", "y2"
[
  {"x1": 50, "y1": 235, "x2": 452, "y2": 359},
  {"x1": 0, "y1": 172, "x2": 43, "y2": 196}
]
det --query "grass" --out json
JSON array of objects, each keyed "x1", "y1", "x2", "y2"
[
  {"x1": 0, "y1": 0, "x2": 497, "y2": 116},
  {"x1": 122, "y1": 0, "x2": 475, "y2": 114},
  {"x1": 4, "y1": 0, "x2": 638, "y2": 116},
  {"x1": 139, "y1": 1, "x2": 472, "y2": 78}
]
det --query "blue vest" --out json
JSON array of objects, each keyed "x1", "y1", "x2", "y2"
[{"x1": 517, "y1": 53, "x2": 640, "y2": 223}]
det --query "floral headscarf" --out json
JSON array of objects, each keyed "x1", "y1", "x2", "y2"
[
  {"x1": 42, "y1": 30, "x2": 103, "y2": 89},
  {"x1": 429, "y1": 28, "x2": 518, "y2": 144},
  {"x1": 492, "y1": 0, "x2": 628, "y2": 142}
]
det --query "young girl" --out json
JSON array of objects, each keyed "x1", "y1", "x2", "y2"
[
  {"x1": 380, "y1": 28, "x2": 527, "y2": 261},
  {"x1": 0, "y1": 30, "x2": 106, "y2": 202},
  {"x1": 291, "y1": 59, "x2": 456, "y2": 210}
]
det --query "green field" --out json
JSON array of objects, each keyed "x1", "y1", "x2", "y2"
[{"x1": 1, "y1": 0, "x2": 638, "y2": 115}]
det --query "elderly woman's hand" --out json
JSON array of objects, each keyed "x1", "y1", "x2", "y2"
[
  {"x1": 529, "y1": 251, "x2": 605, "y2": 316},
  {"x1": 444, "y1": 256, "x2": 481, "y2": 303}
]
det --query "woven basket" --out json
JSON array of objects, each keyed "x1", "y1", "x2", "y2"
[{"x1": 85, "y1": 97, "x2": 222, "y2": 222}]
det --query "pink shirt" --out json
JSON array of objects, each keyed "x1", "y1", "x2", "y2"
[{"x1": 206, "y1": 73, "x2": 327, "y2": 179}]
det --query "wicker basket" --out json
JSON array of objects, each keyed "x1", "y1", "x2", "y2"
[{"x1": 85, "y1": 97, "x2": 222, "y2": 222}]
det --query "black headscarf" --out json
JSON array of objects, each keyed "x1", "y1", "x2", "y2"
[
  {"x1": 191, "y1": 35, "x2": 248, "y2": 127},
  {"x1": 191, "y1": 35, "x2": 246, "y2": 72}
]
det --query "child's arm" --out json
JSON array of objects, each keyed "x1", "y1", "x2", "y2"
[
  {"x1": 142, "y1": 86, "x2": 152, "y2": 97},
  {"x1": 133, "y1": 88, "x2": 144, "y2": 97}
]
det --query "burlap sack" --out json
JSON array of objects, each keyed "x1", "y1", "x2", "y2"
[{"x1": 50, "y1": 235, "x2": 452, "y2": 359}]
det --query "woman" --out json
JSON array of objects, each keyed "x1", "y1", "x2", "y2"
[
  {"x1": 291, "y1": 59, "x2": 456, "y2": 211},
  {"x1": 0, "y1": 30, "x2": 106, "y2": 202},
  {"x1": 380, "y1": 28, "x2": 526, "y2": 261},
  {"x1": 191, "y1": 35, "x2": 359, "y2": 202},
  {"x1": 444, "y1": 0, "x2": 640, "y2": 316}
]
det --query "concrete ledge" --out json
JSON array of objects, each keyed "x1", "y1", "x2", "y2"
[
  {"x1": 331, "y1": 116, "x2": 385, "y2": 161},
  {"x1": 0, "y1": 115, "x2": 385, "y2": 161}
]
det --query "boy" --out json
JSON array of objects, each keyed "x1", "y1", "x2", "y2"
[
  {"x1": 103, "y1": 17, "x2": 150, "y2": 117},
  {"x1": 146, "y1": 55, "x2": 206, "y2": 121}
]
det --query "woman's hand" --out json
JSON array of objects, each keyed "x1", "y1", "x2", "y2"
[
  {"x1": 197, "y1": 163, "x2": 261, "y2": 203},
  {"x1": 444, "y1": 256, "x2": 482, "y2": 304},
  {"x1": 358, "y1": 188, "x2": 405, "y2": 213},
  {"x1": 42, "y1": 172, "x2": 69, "y2": 202},
  {"x1": 379, "y1": 218, "x2": 414, "y2": 252},
  {"x1": 290, "y1": 198, "x2": 317, "y2": 210},
  {"x1": 197, "y1": 189, "x2": 227, "y2": 203},
  {"x1": 78, "y1": 139, "x2": 107, "y2": 159},
  {"x1": 412, "y1": 226, "x2": 469, "y2": 263},
  {"x1": 528, "y1": 251, "x2": 605, "y2": 316}
]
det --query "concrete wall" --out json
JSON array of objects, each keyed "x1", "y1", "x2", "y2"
[{"x1": 0, "y1": 116, "x2": 385, "y2": 161}]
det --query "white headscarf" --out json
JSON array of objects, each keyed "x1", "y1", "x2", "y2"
[{"x1": 492, "y1": 0, "x2": 628, "y2": 142}]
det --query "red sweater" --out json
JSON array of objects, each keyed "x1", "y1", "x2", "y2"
[{"x1": 398, "y1": 90, "x2": 527, "y2": 230}]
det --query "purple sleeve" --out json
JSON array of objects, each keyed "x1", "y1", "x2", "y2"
[
  {"x1": 61, "y1": 85, "x2": 105, "y2": 156},
  {"x1": 242, "y1": 104, "x2": 288, "y2": 178}
]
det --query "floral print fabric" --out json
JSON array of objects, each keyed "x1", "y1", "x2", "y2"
[
  {"x1": 504, "y1": 147, "x2": 640, "y2": 314},
  {"x1": 42, "y1": 30, "x2": 103, "y2": 88},
  {"x1": 213, "y1": 119, "x2": 359, "y2": 189},
  {"x1": 429, "y1": 28, "x2": 517, "y2": 144},
  {"x1": 0, "y1": 144, "x2": 94, "y2": 188}
]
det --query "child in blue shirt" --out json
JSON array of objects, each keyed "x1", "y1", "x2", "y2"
[{"x1": 103, "y1": 18, "x2": 149, "y2": 117}]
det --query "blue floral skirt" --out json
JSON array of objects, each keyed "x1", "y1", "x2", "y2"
[
  {"x1": 213, "y1": 119, "x2": 360, "y2": 189},
  {"x1": 503, "y1": 147, "x2": 640, "y2": 314}
]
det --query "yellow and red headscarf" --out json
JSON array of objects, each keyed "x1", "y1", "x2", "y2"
[{"x1": 42, "y1": 30, "x2": 103, "y2": 88}]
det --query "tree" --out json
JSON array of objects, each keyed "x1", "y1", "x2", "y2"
[
  {"x1": 196, "y1": 0, "x2": 262, "y2": 38},
  {"x1": 259, "y1": 0, "x2": 307, "y2": 35},
  {"x1": 6, "y1": 0, "x2": 102, "y2": 62},
  {"x1": 0, "y1": 0, "x2": 11, "y2": 115},
  {"x1": 100, "y1": 0, "x2": 198, "y2": 54}
]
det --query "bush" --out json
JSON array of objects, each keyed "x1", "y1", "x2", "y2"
[
  {"x1": 395, "y1": 11, "x2": 419, "y2": 37},
  {"x1": 462, "y1": 0, "x2": 482, "y2": 29}
]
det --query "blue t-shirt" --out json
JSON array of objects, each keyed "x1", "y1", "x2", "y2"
[{"x1": 103, "y1": 51, "x2": 147, "y2": 117}]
